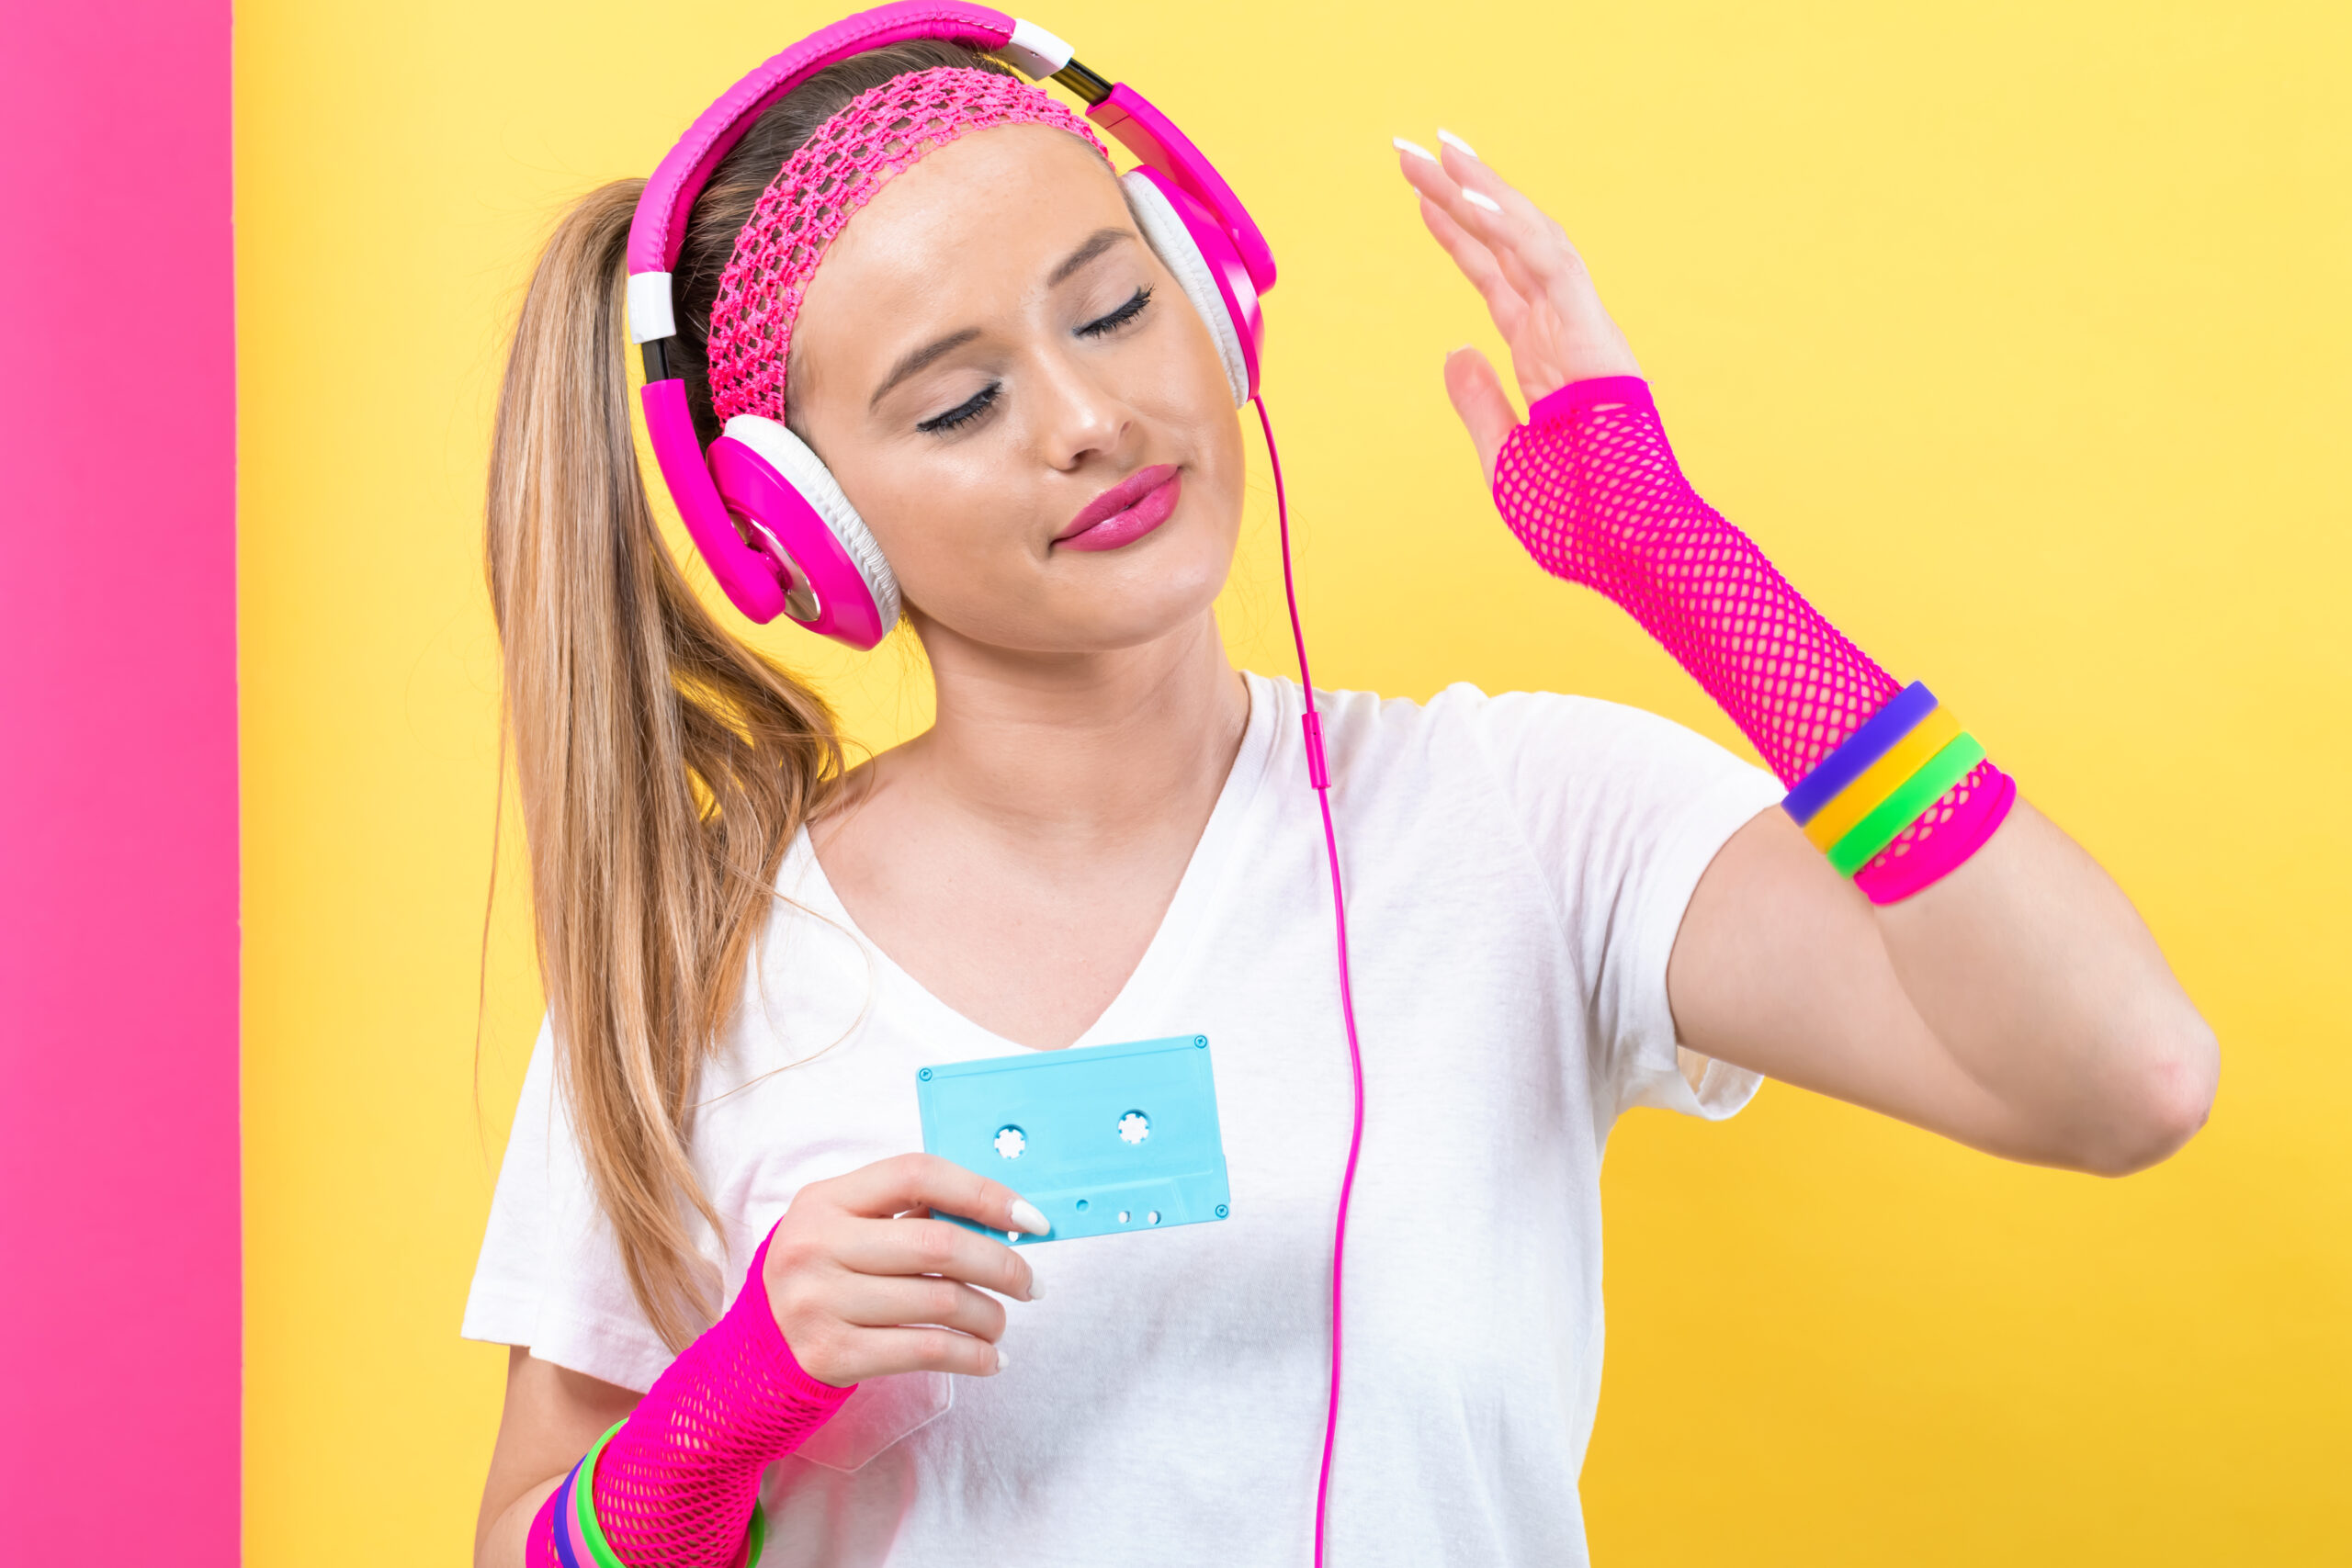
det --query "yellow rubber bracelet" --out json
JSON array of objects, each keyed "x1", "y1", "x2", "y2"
[
  {"x1": 1801, "y1": 705, "x2": 1962, "y2": 852},
  {"x1": 1827, "y1": 732, "x2": 1986, "y2": 875}
]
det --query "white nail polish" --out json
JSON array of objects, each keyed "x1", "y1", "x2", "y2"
[
  {"x1": 1010, "y1": 1198, "x2": 1051, "y2": 1235},
  {"x1": 1463, "y1": 189, "x2": 1502, "y2": 213},
  {"x1": 994, "y1": 1345, "x2": 1012, "y2": 1372},
  {"x1": 1437, "y1": 128, "x2": 1479, "y2": 159},
  {"x1": 1024, "y1": 1271, "x2": 1046, "y2": 1301},
  {"x1": 1392, "y1": 136, "x2": 1440, "y2": 163}
]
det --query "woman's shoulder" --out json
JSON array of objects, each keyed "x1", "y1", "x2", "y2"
[
  {"x1": 1250, "y1": 671, "x2": 1777, "y2": 857},
  {"x1": 1251, "y1": 671, "x2": 1719, "y2": 770}
]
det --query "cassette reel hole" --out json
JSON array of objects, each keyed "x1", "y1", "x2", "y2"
[
  {"x1": 1117, "y1": 1111, "x2": 1150, "y2": 1145},
  {"x1": 1147, "y1": 1211, "x2": 1161, "y2": 1225},
  {"x1": 1075, "y1": 1199, "x2": 1090, "y2": 1213},
  {"x1": 1117, "y1": 1210, "x2": 1131, "y2": 1224},
  {"x1": 992, "y1": 1125, "x2": 1027, "y2": 1159}
]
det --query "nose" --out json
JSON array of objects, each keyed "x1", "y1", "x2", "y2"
[{"x1": 1026, "y1": 338, "x2": 1131, "y2": 475}]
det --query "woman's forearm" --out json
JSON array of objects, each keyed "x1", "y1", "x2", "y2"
[{"x1": 1873, "y1": 801, "x2": 2216, "y2": 1173}]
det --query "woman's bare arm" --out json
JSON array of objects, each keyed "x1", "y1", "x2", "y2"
[
  {"x1": 474, "y1": 1348, "x2": 639, "y2": 1568},
  {"x1": 1671, "y1": 801, "x2": 2214, "y2": 1173}
]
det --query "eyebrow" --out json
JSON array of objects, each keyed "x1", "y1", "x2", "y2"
[
  {"x1": 1047, "y1": 225, "x2": 1134, "y2": 287},
  {"x1": 870, "y1": 327, "x2": 983, "y2": 412},
  {"x1": 865, "y1": 228, "x2": 1138, "y2": 412}
]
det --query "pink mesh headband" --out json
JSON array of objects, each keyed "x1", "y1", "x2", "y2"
[{"x1": 706, "y1": 65, "x2": 1113, "y2": 427}]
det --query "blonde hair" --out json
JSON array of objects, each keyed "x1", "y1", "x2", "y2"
[{"x1": 484, "y1": 41, "x2": 1003, "y2": 1348}]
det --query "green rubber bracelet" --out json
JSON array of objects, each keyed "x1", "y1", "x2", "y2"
[
  {"x1": 571, "y1": 1418, "x2": 771, "y2": 1568},
  {"x1": 1826, "y1": 732, "x2": 1986, "y2": 876},
  {"x1": 745, "y1": 1500, "x2": 768, "y2": 1567},
  {"x1": 572, "y1": 1421, "x2": 629, "y2": 1568}
]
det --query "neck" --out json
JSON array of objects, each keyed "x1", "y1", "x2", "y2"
[{"x1": 888, "y1": 610, "x2": 1249, "y2": 850}]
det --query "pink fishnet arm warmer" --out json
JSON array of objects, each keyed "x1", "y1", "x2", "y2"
[
  {"x1": 526, "y1": 1223, "x2": 853, "y2": 1568},
  {"x1": 1489, "y1": 377, "x2": 2014, "y2": 903}
]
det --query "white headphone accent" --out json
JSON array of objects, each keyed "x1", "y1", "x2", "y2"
[{"x1": 1121, "y1": 169, "x2": 1250, "y2": 409}]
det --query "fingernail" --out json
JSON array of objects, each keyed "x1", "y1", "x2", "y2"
[
  {"x1": 1437, "y1": 128, "x2": 1480, "y2": 160},
  {"x1": 1392, "y1": 136, "x2": 1440, "y2": 164},
  {"x1": 994, "y1": 1345, "x2": 1012, "y2": 1372},
  {"x1": 1025, "y1": 1271, "x2": 1046, "y2": 1302},
  {"x1": 1463, "y1": 189, "x2": 1502, "y2": 213},
  {"x1": 1010, "y1": 1198, "x2": 1051, "y2": 1236}
]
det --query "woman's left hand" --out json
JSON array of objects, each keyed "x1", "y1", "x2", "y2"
[{"x1": 1395, "y1": 132, "x2": 1643, "y2": 483}]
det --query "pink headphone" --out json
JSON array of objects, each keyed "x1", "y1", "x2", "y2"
[{"x1": 626, "y1": 1, "x2": 1279, "y2": 649}]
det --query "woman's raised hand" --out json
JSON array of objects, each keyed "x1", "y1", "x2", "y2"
[
  {"x1": 763, "y1": 1152, "x2": 1050, "y2": 1387},
  {"x1": 1395, "y1": 131, "x2": 1643, "y2": 484}
]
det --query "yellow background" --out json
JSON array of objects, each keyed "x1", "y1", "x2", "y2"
[{"x1": 237, "y1": 1, "x2": 2349, "y2": 1561}]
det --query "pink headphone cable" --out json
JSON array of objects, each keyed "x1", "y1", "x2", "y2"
[{"x1": 1252, "y1": 394, "x2": 1367, "y2": 1568}]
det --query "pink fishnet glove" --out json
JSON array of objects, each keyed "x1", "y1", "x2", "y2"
[
  {"x1": 1489, "y1": 376, "x2": 2013, "y2": 903},
  {"x1": 527, "y1": 1223, "x2": 853, "y2": 1567}
]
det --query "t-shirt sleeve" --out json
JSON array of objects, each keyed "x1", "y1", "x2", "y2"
[
  {"x1": 459, "y1": 1018, "x2": 680, "y2": 1393},
  {"x1": 1465, "y1": 686, "x2": 1785, "y2": 1125}
]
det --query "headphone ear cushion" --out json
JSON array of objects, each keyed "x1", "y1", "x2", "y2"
[
  {"x1": 718, "y1": 415, "x2": 902, "y2": 632},
  {"x1": 1122, "y1": 169, "x2": 1250, "y2": 408}
]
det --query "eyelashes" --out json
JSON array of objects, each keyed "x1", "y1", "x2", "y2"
[
  {"x1": 918, "y1": 383, "x2": 998, "y2": 434},
  {"x1": 914, "y1": 288, "x2": 1157, "y2": 436},
  {"x1": 1077, "y1": 285, "x2": 1152, "y2": 338}
]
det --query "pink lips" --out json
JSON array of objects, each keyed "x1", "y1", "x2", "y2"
[{"x1": 1055, "y1": 464, "x2": 1182, "y2": 553}]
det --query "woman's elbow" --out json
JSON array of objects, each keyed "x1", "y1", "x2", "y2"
[{"x1": 2082, "y1": 1011, "x2": 2221, "y2": 1177}]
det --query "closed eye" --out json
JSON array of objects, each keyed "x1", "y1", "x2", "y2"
[
  {"x1": 917, "y1": 381, "x2": 1000, "y2": 434},
  {"x1": 1078, "y1": 286, "x2": 1152, "y2": 338}
]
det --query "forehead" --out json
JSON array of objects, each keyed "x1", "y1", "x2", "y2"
[{"x1": 798, "y1": 123, "x2": 1132, "y2": 331}]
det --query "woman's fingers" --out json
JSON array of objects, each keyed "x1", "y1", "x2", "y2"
[
  {"x1": 831, "y1": 1271, "x2": 1010, "y2": 1343},
  {"x1": 1444, "y1": 346, "x2": 1520, "y2": 487},
  {"x1": 821, "y1": 1151, "x2": 1050, "y2": 1236},
  {"x1": 1397, "y1": 141, "x2": 1540, "y2": 305},
  {"x1": 829, "y1": 1213, "x2": 1040, "y2": 1302},
  {"x1": 1399, "y1": 138, "x2": 1554, "y2": 305},
  {"x1": 1399, "y1": 150, "x2": 1510, "y2": 295},
  {"x1": 1395, "y1": 130, "x2": 1643, "y2": 397},
  {"x1": 1416, "y1": 196, "x2": 1528, "y2": 341},
  {"x1": 1437, "y1": 140, "x2": 1582, "y2": 292},
  {"x1": 842, "y1": 1325, "x2": 1008, "y2": 1381},
  {"x1": 764, "y1": 1153, "x2": 1052, "y2": 1386}
]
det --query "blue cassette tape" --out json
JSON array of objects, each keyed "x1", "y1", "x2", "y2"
[{"x1": 916, "y1": 1033, "x2": 1231, "y2": 1245}]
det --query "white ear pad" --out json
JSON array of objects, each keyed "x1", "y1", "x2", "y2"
[
  {"x1": 1122, "y1": 170, "x2": 1250, "y2": 409},
  {"x1": 719, "y1": 414, "x2": 902, "y2": 630}
]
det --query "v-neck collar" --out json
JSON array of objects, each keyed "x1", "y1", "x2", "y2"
[{"x1": 784, "y1": 671, "x2": 1288, "y2": 1057}]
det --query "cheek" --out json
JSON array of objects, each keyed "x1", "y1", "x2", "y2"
[
  {"x1": 847, "y1": 445, "x2": 1033, "y2": 597},
  {"x1": 1145, "y1": 339, "x2": 1248, "y2": 547}
]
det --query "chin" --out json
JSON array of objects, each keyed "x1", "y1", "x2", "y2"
[
  {"x1": 954, "y1": 569, "x2": 1227, "y2": 657},
  {"x1": 1064, "y1": 536, "x2": 1233, "y2": 649}
]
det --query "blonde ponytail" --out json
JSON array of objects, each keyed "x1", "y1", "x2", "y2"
[{"x1": 485, "y1": 178, "x2": 843, "y2": 1349}]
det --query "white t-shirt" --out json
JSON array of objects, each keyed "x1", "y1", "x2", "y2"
[{"x1": 464, "y1": 673, "x2": 1781, "y2": 1566}]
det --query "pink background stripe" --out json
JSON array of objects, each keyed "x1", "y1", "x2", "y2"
[{"x1": 0, "y1": 1, "x2": 241, "y2": 1561}]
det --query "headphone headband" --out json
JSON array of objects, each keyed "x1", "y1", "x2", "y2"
[
  {"x1": 625, "y1": 2, "x2": 1272, "y2": 347},
  {"x1": 629, "y1": 4, "x2": 1032, "y2": 281}
]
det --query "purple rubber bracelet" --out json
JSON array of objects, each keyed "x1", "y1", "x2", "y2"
[
  {"x1": 1782, "y1": 681, "x2": 1940, "y2": 824},
  {"x1": 549, "y1": 1463, "x2": 583, "y2": 1568}
]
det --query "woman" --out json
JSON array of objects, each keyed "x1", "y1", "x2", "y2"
[{"x1": 466, "y1": 27, "x2": 2215, "y2": 1568}]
